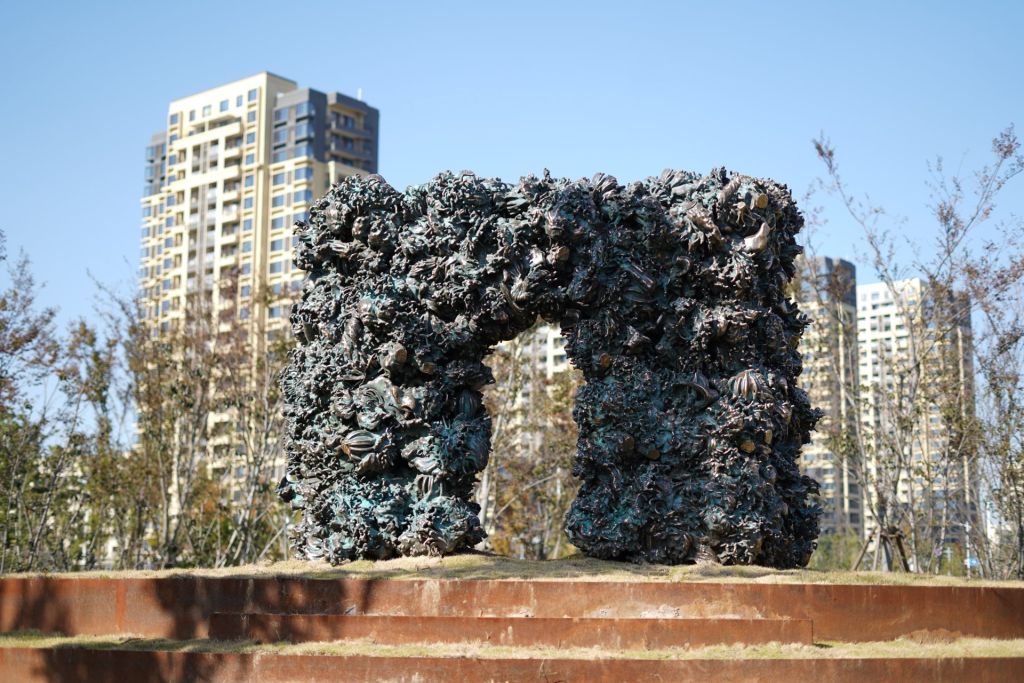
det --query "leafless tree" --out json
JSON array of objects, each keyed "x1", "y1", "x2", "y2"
[{"x1": 806, "y1": 126, "x2": 1024, "y2": 573}]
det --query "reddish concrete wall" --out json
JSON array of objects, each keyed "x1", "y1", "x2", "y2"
[
  {"x1": 1, "y1": 648, "x2": 1022, "y2": 683},
  {"x1": 208, "y1": 613, "x2": 814, "y2": 647},
  {"x1": 2, "y1": 576, "x2": 1023, "y2": 641}
]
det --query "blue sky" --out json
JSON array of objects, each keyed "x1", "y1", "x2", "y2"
[{"x1": 1, "y1": 1, "x2": 1020, "y2": 325}]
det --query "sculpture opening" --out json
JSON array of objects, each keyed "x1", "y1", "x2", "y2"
[{"x1": 279, "y1": 169, "x2": 821, "y2": 568}]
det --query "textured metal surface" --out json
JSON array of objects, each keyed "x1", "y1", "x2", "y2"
[{"x1": 279, "y1": 168, "x2": 820, "y2": 566}]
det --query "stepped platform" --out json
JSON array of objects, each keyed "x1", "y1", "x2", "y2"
[{"x1": 2, "y1": 555, "x2": 1023, "y2": 681}]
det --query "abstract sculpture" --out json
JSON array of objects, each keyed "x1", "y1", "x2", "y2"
[{"x1": 279, "y1": 168, "x2": 821, "y2": 568}]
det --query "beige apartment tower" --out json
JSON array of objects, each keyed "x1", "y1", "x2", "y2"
[
  {"x1": 140, "y1": 72, "x2": 378, "y2": 339},
  {"x1": 795, "y1": 256, "x2": 864, "y2": 537},
  {"x1": 139, "y1": 73, "x2": 378, "y2": 489}
]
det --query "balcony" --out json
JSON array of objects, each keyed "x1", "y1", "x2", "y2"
[{"x1": 327, "y1": 121, "x2": 374, "y2": 139}]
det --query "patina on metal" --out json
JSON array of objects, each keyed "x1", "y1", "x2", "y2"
[{"x1": 279, "y1": 168, "x2": 821, "y2": 567}]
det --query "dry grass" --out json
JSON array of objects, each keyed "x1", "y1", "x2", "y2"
[
  {"x1": 1, "y1": 630, "x2": 1022, "y2": 661},
  {"x1": 6, "y1": 551, "x2": 1022, "y2": 587}
]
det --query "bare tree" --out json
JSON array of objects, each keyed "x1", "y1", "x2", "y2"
[
  {"x1": 478, "y1": 323, "x2": 580, "y2": 560},
  {"x1": 807, "y1": 126, "x2": 1024, "y2": 573}
]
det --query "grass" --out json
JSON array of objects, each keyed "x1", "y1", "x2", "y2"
[
  {"x1": 1, "y1": 630, "x2": 1023, "y2": 661},
  {"x1": 6, "y1": 551, "x2": 1022, "y2": 587}
]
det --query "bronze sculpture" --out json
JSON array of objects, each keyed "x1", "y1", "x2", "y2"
[{"x1": 279, "y1": 168, "x2": 820, "y2": 567}]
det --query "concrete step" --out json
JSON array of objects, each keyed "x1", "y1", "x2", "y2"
[
  {"x1": 2, "y1": 647, "x2": 1023, "y2": 683},
  {"x1": 208, "y1": 612, "x2": 814, "y2": 647},
  {"x1": 3, "y1": 575, "x2": 1023, "y2": 642}
]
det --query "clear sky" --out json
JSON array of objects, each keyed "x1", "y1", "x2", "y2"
[{"x1": 1, "y1": 1, "x2": 1020, "y2": 325}]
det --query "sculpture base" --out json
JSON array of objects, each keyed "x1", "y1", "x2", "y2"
[{"x1": 2, "y1": 562, "x2": 1022, "y2": 681}]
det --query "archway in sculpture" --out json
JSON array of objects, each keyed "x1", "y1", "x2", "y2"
[{"x1": 279, "y1": 169, "x2": 821, "y2": 568}]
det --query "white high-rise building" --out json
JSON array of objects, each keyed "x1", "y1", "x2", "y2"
[{"x1": 855, "y1": 278, "x2": 979, "y2": 553}]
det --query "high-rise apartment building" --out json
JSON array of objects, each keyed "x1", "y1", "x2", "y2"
[
  {"x1": 795, "y1": 256, "x2": 864, "y2": 536},
  {"x1": 855, "y1": 279, "x2": 979, "y2": 555},
  {"x1": 139, "y1": 72, "x2": 378, "y2": 339}
]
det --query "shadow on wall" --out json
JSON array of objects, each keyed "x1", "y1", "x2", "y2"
[{"x1": 0, "y1": 573, "x2": 385, "y2": 679}]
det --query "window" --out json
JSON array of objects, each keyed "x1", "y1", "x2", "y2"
[
  {"x1": 272, "y1": 150, "x2": 288, "y2": 163},
  {"x1": 240, "y1": 307, "x2": 250, "y2": 320},
  {"x1": 143, "y1": 206, "x2": 152, "y2": 217},
  {"x1": 161, "y1": 300, "x2": 171, "y2": 313},
  {"x1": 241, "y1": 263, "x2": 252, "y2": 275},
  {"x1": 243, "y1": 219, "x2": 253, "y2": 231},
  {"x1": 294, "y1": 144, "x2": 312, "y2": 158},
  {"x1": 236, "y1": 95, "x2": 243, "y2": 107},
  {"x1": 202, "y1": 105, "x2": 211, "y2": 116},
  {"x1": 294, "y1": 167, "x2": 313, "y2": 181},
  {"x1": 162, "y1": 257, "x2": 172, "y2": 268},
  {"x1": 189, "y1": 110, "x2": 196, "y2": 121},
  {"x1": 269, "y1": 261, "x2": 284, "y2": 274},
  {"x1": 295, "y1": 101, "x2": 313, "y2": 118},
  {"x1": 269, "y1": 306, "x2": 282, "y2": 318},
  {"x1": 162, "y1": 278, "x2": 172, "y2": 291},
  {"x1": 243, "y1": 197, "x2": 254, "y2": 209},
  {"x1": 164, "y1": 237, "x2": 173, "y2": 248},
  {"x1": 165, "y1": 217, "x2": 174, "y2": 227},
  {"x1": 168, "y1": 154, "x2": 177, "y2": 166},
  {"x1": 271, "y1": 238, "x2": 285, "y2": 251},
  {"x1": 168, "y1": 134, "x2": 178, "y2": 143},
  {"x1": 240, "y1": 285, "x2": 251, "y2": 297},
  {"x1": 293, "y1": 211, "x2": 309, "y2": 222},
  {"x1": 274, "y1": 108, "x2": 288, "y2": 123},
  {"x1": 271, "y1": 217, "x2": 286, "y2": 229},
  {"x1": 242, "y1": 240, "x2": 252, "y2": 253},
  {"x1": 244, "y1": 174, "x2": 254, "y2": 188},
  {"x1": 272, "y1": 194, "x2": 286, "y2": 207},
  {"x1": 273, "y1": 172, "x2": 286, "y2": 185},
  {"x1": 220, "y1": 99, "x2": 229, "y2": 112},
  {"x1": 247, "y1": 111, "x2": 256, "y2": 123},
  {"x1": 294, "y1": 122, "x2": 313, "y2": 139},
  {"x1": 245, "y1": 132, "x2": 256, "y2": 144},
  {"x1": 244, "y1": 153, "x2": 255, "y2": 165},
  {"x1": 169, "y1": 113, "x2": 179, "y2": 125},
  {"x1": 273, "y1": 129, "x2": 288, "y2": 144},
  {"x1": 247, "y1": 88, "x2": 257, "y2": 102},
  {"x1": 293, "y1": 189, "x2": 312, "y2": 203}
]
